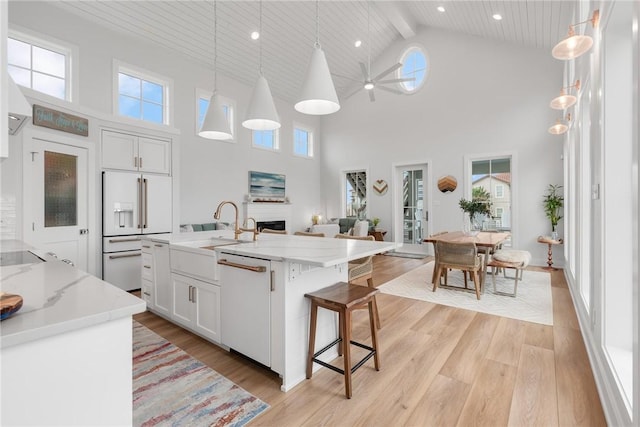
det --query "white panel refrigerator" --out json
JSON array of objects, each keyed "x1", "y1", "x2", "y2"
[{"x1": 102, "y1": 171, "x2": 171, "y2": 291}]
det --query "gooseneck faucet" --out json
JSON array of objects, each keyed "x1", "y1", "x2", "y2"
[{"x1": 214, "y1": 201, "x2": 258, "y2": 241}]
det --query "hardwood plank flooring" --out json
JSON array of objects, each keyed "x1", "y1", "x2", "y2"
[{"x1": 133, "y1": 254, "x2": 607, "y2": 426}]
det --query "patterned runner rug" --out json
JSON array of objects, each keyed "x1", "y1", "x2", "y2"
[
  {"x1": 133, "y1": 321, "x2": 269, "y2": 426},
  {"x1": 378, "y1": 261, "x2": 553, "y2": 325}
]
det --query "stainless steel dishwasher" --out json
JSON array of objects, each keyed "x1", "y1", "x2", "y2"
[{"x1": 218, "y1": 253, "x2": 272, "y2": 367}]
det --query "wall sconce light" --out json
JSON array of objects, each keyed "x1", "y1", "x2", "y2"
[
  {"x1": 552, "y1": 10, "x2": 599, "y2": 60},
  {"x1": 548, "y1": 113, "x2": 572, "y2": 135},
  {"x1": 550, "y1": 80, "x2": 581, "y2": 110}
]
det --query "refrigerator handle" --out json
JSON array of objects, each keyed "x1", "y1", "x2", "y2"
[
  {"x1": 143, "y1": 178, "x2": 148, "y2": 229},
  {"x1": 137, "y1": 177, "x2": 142, "y2": 229}
]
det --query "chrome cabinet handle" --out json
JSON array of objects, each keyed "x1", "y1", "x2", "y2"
[
  {"x1": 143, "y1": 178, "x2": 148, "y2": 229},
  {"x1": 109, "y1": 237, "x2": 140, "y2": 243},
  {"x1": 109, "y1": 252, "x2": 141, "y2": 259}
]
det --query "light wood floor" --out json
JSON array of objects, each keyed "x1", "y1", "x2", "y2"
[{"x1": 134, "y1": 255, "x2": 607, "y2": 426}]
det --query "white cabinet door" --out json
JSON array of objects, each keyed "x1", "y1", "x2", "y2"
[
  {"x1": 101, "y1": 131, "x2": 137, "y2": 171},
  {"x1": 138, "y1": 137, "x2": 170, "y2": 174},
  {"x1": 194, "y1": 282, "x2": 220, "y2": 343},
  {"x1": 142, "y1": 175, "x2": 172, "y2": 234},
  {"x1": 171, "y1": 273, "x2": 193, "y2": 328},
  {"x1": 153, "y1": 242, "x2": 171, "y2": 317}
]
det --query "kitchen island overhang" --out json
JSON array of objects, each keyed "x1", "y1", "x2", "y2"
[{"x1": 215, "y1": 234, "x2": 396, "y2": 392}]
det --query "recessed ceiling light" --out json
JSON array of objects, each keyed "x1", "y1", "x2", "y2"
[
  {"x1": 354, "y1": 40, "x2": 362, "y2": 48},
  {"x1": 251, "y1": 31, "x2": 260, "y2": 40},
  {"x1": 437, "y1": 6, "x2": 445, "y2": 13},
  {"x1": 492, "y1": 13, "x2": 503, "y2": 21}
]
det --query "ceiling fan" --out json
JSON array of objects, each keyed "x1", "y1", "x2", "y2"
[{"x1": 339, "y1": 2, "x2": 415, "y2": 102}]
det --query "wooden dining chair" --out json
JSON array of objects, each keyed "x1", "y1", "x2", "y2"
[
  {"x1": 294, "y1": 231, "x2": 325, "y2": 237},
  {"x1": 433, "y1": 240, "x2": 483, "y2": 300},
  {"x1": 261, "y1": 228, "x2": 287, "y2": 234}
]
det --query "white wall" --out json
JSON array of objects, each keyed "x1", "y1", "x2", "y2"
[
  {"x1": 322, "y1": 27, "x2": 563, "y2": 264},
  {"x1": 6, "y1": 1, "x2": 323, "y2": 232}
]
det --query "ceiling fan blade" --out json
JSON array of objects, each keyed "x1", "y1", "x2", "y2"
[
  {"x1": 359, "y1": 62, "x2": 369, "y2": 79},
  {"x1": 332, "y1": 73, "x2": 363, "y2": 83},
  {"x1": 376, "y1": 77, "x2": 415, "y2": 84},
  {"x1": 343, "y1": 87, "x2": 363, "y2": 100},
  {"x1": 373, "y1": 62, "x2": 402, "y2": 81},
  {"x1": 368, "y1": 90, "x2": 376, "y2": 102},
  {"x1": 377, "y1": 85, "x2": 404, "y2": 95}
]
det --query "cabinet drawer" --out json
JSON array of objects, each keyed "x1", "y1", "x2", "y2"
[
  {"x1": 103, "y1": 236, "x2": 141, "y2": 252},
  {"x1": 141, "y1": 253, "x2": 153, "y2": 280},
  {"x1": 170, "y1": 249, "x2": 217, "y2": 282},
  {"x1": 141, "y1": 279, "x2": 153, "y2": 302}
]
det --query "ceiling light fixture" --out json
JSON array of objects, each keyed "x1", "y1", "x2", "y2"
[
  {"x1": 552, "y1": 10, "x2": 599, "y2": 60},
  {"x1": 437, "y1": 6, "x2": 445, "y2": 13},
  {"x1": 492, "y1": 13, "x2": 502, "y2": 21},
  {"x1": 550, "y1": 79, "x2": 581, "y2": 110},
  {"x1": 251, "y1": 31, "x2": 260, "y2": 40},
  {"x1": 354, "y1": 40, "x2": 362, "y2": 48},
  {"x1": 242, "y1": 0, "x2": 280, "y2": 130},
  {"x1": 294, "y1": 0, "x2": 340, "y2": 115},
  {"x1": 548, "y1": 113, "x2": 571, "y2": 135},
  {"x1": 199, "y1": 0, "x2": 232, "y2": 140}
]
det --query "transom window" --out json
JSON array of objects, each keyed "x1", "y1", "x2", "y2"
[
  {"x1": 114, "y1": 62, "x2": 171, "y2": 125},
  {"x1": 196, "y1": 90, "x2": 235, "y2": 140},
  {"x1": 398, "y1": 46, "x2": 428, "y2": 93},
  {"x1": 293, "y1": 126, "x2": 313, "y2": 158},
  {"x1": 8, "y1": 34, "x2": 71, "y2": 100},
  {"x1": 252, "y1": 130, "x2": 279, "y2": 151}
]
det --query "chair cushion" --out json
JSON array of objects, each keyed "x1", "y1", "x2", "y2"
[{"x1": 493, "y1": 249, "x2": 531, "y2": 267}]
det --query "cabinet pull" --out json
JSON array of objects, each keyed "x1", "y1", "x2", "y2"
[
  {"x1": 191, "y1": 287, "x2": 196, "y2": 303},
  {"x1": 143, "y1": 291, "x2": 151, "y2": 296},
  {"x1": 143, "y1": 178, "x2": 148, "y2": 229},
  {"x1": 137, "y1": 177, "x2": 142, "y2": 228},
  {"x1": 217, "y1": 259, "x2": 267, "y2": 273},
  {"x1": 109, "y1": 237, "x2": 140, "y2": 243},
  {"x1": 154, "y1": 244, "x2": 164, "y2": 247},
  {"x1": 108, "y1": 252, "x2": 142, "y2": 259},
  {"x1": 140, "y1": 157, "x2": 143, "y2": 168},
  {"x1": 270, "y1": 270, "x2": 275, "y2": 292},
  {"x1": 134, "y1": 157, "x2": 138, "y2": 168},
  {"x1": 142, "y1": 244, "x2": 151, "y2": 248},
  {"x1": 143, "y1": 265, "x2": 151, "y2": 269}
]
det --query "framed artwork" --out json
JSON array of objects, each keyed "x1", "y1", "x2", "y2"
[{"x1": 249, "y1": 171, "x2": 286, "y2": 200}]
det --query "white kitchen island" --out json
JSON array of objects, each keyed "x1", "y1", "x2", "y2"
[
  {"x1": 214, "y1": 234, "x2": 395, "y2": 391},
  {"x1": 1, "y1": 240, "x2": 146, "y2": 426}
]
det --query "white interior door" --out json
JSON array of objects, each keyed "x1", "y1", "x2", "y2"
[
  {"x1": 25, "y1": 137, "x2": 88, "y2": 271},
  {"x1": 394, "y1": 163, "x2": 429, "y2": 254}
]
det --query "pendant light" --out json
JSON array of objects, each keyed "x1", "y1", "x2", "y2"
[
  {"x1": 242, "y1": 0, "x2": 280, "y2": 131},
  {"x1": 548, "y1": 113, "x2": 571, "y2": 135},
  {"x1": 199, "y1": 0, "x2": 232, "y2": 140},
  {"x1": 294, "y1": 0, "x2": 340, "y2": 115},
  {"x1": 552, "y1": 10, "x2": 599, "y2": 60},
  {"x1": 550, "y1": 80, "x2": 580, "y2": 110}
]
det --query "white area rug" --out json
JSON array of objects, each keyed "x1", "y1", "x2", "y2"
[{"x1": 379, "y1": 262, "x2": 553, "y2": 325}]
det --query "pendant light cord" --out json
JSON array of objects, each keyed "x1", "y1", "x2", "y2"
[
  {"x1": 314, "y1": 0, "x2": 320, "y2": 48},
  {"x1": 367, "y1": 0, "x2": 371, "y2": 76},
  {"x1": 213, "y1": 0, "x2": 218, "y2": 93},
  {"x1": 259, "y1": 0, "x2": 263, "y2": 75}
]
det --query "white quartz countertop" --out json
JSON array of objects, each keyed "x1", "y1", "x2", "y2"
[
  {"x1": 215, "y1": 234, "x2": 396, "y2": 267},
  {"x1": 1, "y1": 246, "x2": 146, "y2": 349}
]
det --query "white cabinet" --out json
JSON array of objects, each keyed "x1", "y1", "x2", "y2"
[
  {"x1": 101, "y1": 130, "x2": 170, "y2": 174},
  {"x1": 141, "y1": 243, "x2": 154, "y2": 309},
  {"x1": 171, "y1": 273, "x2": 221, "y2": 343},
  {"x1": 152, "y1": 242, "x2": 171, "y2": 318}
]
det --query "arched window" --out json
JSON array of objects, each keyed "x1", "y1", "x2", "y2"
[{"x1": 398, "y1": 46, "x2": 428, "y2": 93}]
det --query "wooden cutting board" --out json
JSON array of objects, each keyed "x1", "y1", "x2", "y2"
[{"x1": 1, "y1": 292, "x2": 23, "y2": 320}]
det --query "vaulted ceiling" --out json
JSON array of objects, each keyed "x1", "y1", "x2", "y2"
[{"x1": 50, "y1": 1, "x2": 576, "y2": 103}]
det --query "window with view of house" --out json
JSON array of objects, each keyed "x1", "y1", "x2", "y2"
[
  {"x1": 495, "y1": 184, "x2": 504, "y2": 198},
  {"x1": 293, "y1": 126, "x2": 313, "y2": 158},
  {"x1": 196, "y1": 90, "x2": 235, "y2": 139},
  {"x1": 115, "y1": 62, "x2": 171, "y2": 125},
  {"x1": 468, "y1": 156, "x2": 512, "y2": 236},
  {"x1": 8, "y1": 33, "x2": 72, "y2": 100},
  {"x1": 252, "y1": 130, "x2": 279, "y2": 151}
]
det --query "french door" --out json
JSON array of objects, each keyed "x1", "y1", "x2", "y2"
[
  {"x1": 394, "y1": 163, "x2": 429, "y2": 254},
  {"x1": 24, "y1": 136, "x2": 89, "y2": 271}
]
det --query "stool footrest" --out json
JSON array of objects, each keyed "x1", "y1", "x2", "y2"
[{"x1": 312, "y1": 338, "x2": 377, "y2": 375}]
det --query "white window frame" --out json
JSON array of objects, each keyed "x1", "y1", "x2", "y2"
[
  {"x1": 112, "y1": 59, "x2": 173, "y2": 126},
  {"x1": 252, "y1": 129, "x2": 280, "y2": 152},
  {"x1": 293, "y1": 123, "x2": 314, "y2": 158},
  {"x1": 8, "y1": 26, "x2": 78, "y2": 102},
  {"x1": 396, "y1": 43, "x2": 429, "y2": 94},
  {"x1": 495, "y1": 184, "x2": 505, "y2": 198},
  {"x1": 195, "y1": 88, "x2": 236, "y2": 142},
  {"x1": 495, "y1": 207, "x2": 504, "y2": 218}
]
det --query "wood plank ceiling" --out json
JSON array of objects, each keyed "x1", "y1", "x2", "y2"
[{"x1": 50, "y1": 1, "x2": 576, "y2": 103}]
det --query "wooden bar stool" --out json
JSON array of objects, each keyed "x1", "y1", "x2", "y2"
[{"x1": 305, "y1": 282, "x2": 381, "y2": 399}]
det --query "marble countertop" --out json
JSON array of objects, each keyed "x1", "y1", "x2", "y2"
[{"x1": 1, "y1": 241, "x2": 146, "y2": 349}]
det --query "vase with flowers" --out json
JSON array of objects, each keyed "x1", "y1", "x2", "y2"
[{"x1": 459, "y1": 189, "x2": 492, "y2": 236}]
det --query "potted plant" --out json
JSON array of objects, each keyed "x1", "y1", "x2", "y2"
[
  {"x1": 459, "y1": 188, "x2": 492, "y2": 235},
  {"x1": 543, "y1": 184, "x2": 563, "y2": 240},
  {"x1": 371, "y1": 217, "x2": 380, "y2": 229}
]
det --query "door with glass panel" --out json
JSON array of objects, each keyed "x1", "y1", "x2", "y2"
[
  {"x1": 25, "y1": 138, "x2": 88, "y2": 270},
  {"x1": 395, "y1": 164, "x2": 428, "y2": 254}
]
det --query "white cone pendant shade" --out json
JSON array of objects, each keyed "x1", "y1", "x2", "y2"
[
  {"x1": 552, "y1": 33, "x2": 593, "y2": 60},
  {"x1": 548, "y1": 120, "x2": 568, "y2": 135},
  {"x1": 242, "y1": 74, "x2": 281, "y2": 131},
  {"x1": 550, "y1": 91, "x2": 577, "y2": 110},
  {"x1": 295, "y1": 46, "x2": 340, "y2": 115},
  {"x1": 199, "y1": 93, "x2": 232, "y2": 140}
]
